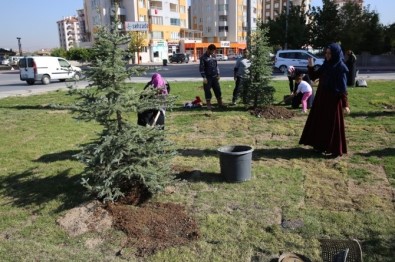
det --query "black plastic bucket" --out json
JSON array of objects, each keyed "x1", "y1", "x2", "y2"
[{"x1": 218, "y1": 145, "x2": 254, "y2": 182}]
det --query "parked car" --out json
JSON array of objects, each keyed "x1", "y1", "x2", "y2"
[
  {"x1": 274, "y1": 49, "x2": 324, "y2": 73},
  {"x1": 216, "y1": 54, "x2": 228, "y2": 61},
  {"x1": 19, "y1": 56, "x2": 82, "y2": 85},
  {"x1": 1, "y1": 58, "x2": 10, "y2": 65},
  {"x1": 170, "y1": 53, "x2": 189, "y2": 63},
  {"x1": 228, "y1": 54, "x2": 242, "y2": 60},
  {"x1": 9, "y1": 56, "x2": 23, "y2": 66}
]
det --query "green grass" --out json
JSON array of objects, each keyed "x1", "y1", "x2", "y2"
[{"x1": 0, "y1": 80, "x2": 394, "y2": 261}]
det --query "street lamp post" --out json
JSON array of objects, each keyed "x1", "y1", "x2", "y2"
[
  {"x1": 247, "y1": 0, "x2": 251, "y2": 50},
  {"x1": 17, "y1": 37, "x2": 22, "y2": 56},
  {"x1": 285, "y1": 0, "x2": 290, "y2": 50}
]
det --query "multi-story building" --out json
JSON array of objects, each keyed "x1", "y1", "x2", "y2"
[
  {"x1": 189, "y1": 0, "x2": 265, "y2": 59},
  {"x1": 77, "y1": 9, "x2": 89, "y2": 45},
  {"x1": 261, "y1": 0, "x2": 311, "y2": 23},
  {"x1": 82, "y1": 0, "x2": 190, "y2": 62},
  {"x1": 57, "y1": 16, "x2": 81, "y2": 50},
  {"x1": 332, "y1": 0, "x2": 363, "y2": 8}
]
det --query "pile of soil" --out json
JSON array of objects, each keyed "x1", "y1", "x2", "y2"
[
  {"x1": 250, "y1": 105, "x2": 295, "y2": 119},
  {"x1": 57, "y1": 185, "x2": 199, "y2": 257}
]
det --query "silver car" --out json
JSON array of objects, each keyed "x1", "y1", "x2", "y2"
[{"x1": 1, "y1": 58, "x2": 10, "y2": 65}]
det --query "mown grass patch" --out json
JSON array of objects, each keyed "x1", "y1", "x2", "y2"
[{"x1": 0, "y1": 80, "x2": 394, "y2": 261}]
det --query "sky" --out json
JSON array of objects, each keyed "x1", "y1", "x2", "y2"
[{"x1": 0, "y1": 0, "x2": 393, "y2": 52}]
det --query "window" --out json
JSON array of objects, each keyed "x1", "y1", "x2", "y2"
[
  {"x1": 218, "y1": 26, "x2": 228, "y2": 32},
  {"x1": 58, "y1": 59, "x2": 70, "y2": 67},
  {"x1": 170, "y1": 32, "x2": 180, "y2": 39},
  {"x1": 219, "y1": 15, "x2": 227, "y2": 22},
  {"x1": 170, "y1": 18, "x2": 180, "y2": 26},
  {"x1": 170, "y1": 3, "x2": 178, "y2": 12},
  {"x1": 218, "y1": 4, "x2": 228, "y2": 11},
  {"x1": 139, "y1": 15, "x2": 146, "y2": 22},
  {"x1": 150, "y1": 16, "x2": 163, "y2": 25},
  {"x1": 151, "y1": 31, "x2": 163, "y2": 39},
  {"x1": 180, "y1": 5, "x2": 185, "y2": 13},
  {"x1": 139, "y1": 0, "x2": 145, "y2": 8},
  {"x1": 296, "y1": 52, "x2": 309, "y2": 60}
]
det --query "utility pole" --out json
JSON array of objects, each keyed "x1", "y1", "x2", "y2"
[
  {"x1": 285, "y1": 0, "x2": 290, "y2": 50},
  {"x1": 17, "y1": 37, "x2": 23, "y2": 56},
  {"x1": 247, "y1": 0, "x2": 251, "y2": 50}
]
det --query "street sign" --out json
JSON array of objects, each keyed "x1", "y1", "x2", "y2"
[
  {"x1": 125, "y1": 22, "x2": 149, "y2": 31},
  {"x1": 220, "y1": 41, "x2": 230, "y2": 48}
]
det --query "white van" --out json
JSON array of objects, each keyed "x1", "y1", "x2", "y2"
[
  {"x1": 274, "y1": 50, "x2": 324, "y2": 73},
  {"x1": 19, "y1": 56, "x2": 82, "y2": 85}
]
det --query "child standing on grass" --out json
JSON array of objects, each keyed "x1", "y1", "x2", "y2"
[{"x1": 294, "y1": 74, "x2": 312, "y2": 113}]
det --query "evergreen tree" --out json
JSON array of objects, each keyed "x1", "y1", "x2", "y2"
[
  {"x1": 242, "y1": 26, "x2": 275, "y2": 108},
  {"x1": 69, "y1": 13, "x2": 175, "y2": 202}
]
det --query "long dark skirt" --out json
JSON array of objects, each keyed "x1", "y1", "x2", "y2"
[{"x1": 299, "y1": 87, "x2": 347, "y2": 156}]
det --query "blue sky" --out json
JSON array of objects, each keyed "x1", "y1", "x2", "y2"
[{"x1": 0, "y1": 0, "x2": 393, "y2": 52}]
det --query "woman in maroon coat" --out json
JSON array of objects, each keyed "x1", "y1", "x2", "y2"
[{"x1": 299, "y1": 43, "x2": 350, "y2": 157}]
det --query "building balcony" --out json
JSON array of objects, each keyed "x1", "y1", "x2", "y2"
[
  {"x1": 218, "y1": 21, "x2": 227, "y2": 26},
  {"x1": 218, "y1": 10, "x2": 227, "y2": 16},
  {"x1": 149, "y1": 9, "x2": 162, "y2": 16}
]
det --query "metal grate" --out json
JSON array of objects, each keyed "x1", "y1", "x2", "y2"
[{"x1": 319, "y1": 239, "x2": 363, "y2": 262}]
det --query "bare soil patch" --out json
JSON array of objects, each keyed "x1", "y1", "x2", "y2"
[
  {"x1": 250, "y1": 105, "x2": 295, "y2": 119},
  {"x1": 57, "y1": 186, "x2": 199, "y2": 257},
  {"x1": 107, "y1": 202, "x2": 199, "y2": 257}
]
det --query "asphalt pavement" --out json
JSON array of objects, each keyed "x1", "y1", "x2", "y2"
[{"x1": 0, "y1": 62, "x2": 394, "y2": 99}]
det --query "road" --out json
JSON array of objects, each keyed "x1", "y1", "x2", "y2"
[{"x1": 1, "y1": 61, "x2": 394, "y2": 99}]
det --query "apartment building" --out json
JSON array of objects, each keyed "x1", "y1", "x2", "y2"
[
  {"x1": 57, "y1": 16, "x2": 81, "y2": 50},
  {"x1": 261, "y1": 0, "x2": 311, "y2": 23},
  {"x1": 189, "y1": 0, "x2": 264, "y2": 58},
  {"x1": 82, "y1": 0, "x2": 188, "y2": 62},
  {"x1": 332, "y1": 0, "x2": 363, "y2": 8}
]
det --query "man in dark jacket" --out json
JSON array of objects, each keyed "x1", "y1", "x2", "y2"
[
  {"x1": 345, "y1": 50, "x2": 357, "y2": 87},
  {"x1": 199, "y1": 44, "x2": 224, "y2": 110}
]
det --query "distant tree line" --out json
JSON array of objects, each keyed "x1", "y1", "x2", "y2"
[
  {"x1": 50, "y1": 47, "x2": 93, "y2": 62},
  {"x1": 51, "y1": 31, "x2": 146, "y2": 64},
  {"x1": 263, "y1": 0, "x2": 395, "y2": 55}
]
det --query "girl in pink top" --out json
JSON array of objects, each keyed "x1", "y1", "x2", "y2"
[{"x1": 295, "y1": 75, "x2": 313, "y2": 113}]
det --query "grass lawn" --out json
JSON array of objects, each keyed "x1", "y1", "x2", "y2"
[{"x1": 0, "y1": 79, "x2": 394, "y2": 261}]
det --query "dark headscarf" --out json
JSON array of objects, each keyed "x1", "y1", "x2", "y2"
[{"x1": 320, "y1": 43, "x2": 349, "y2": 94}]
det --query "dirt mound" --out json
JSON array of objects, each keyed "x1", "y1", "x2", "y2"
[
  {"x1": 57, "y1": 200, "x2": 113, "y2": 237},
  {"x1": 58, "y1": 199, "x2": 199, "y2": 257},
  {"x1": 250, "y1": 105, "x2": 295, "y2": 119},
  {"x1": 107, "y1": 202, "x2": 199, "y2": 256}
]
